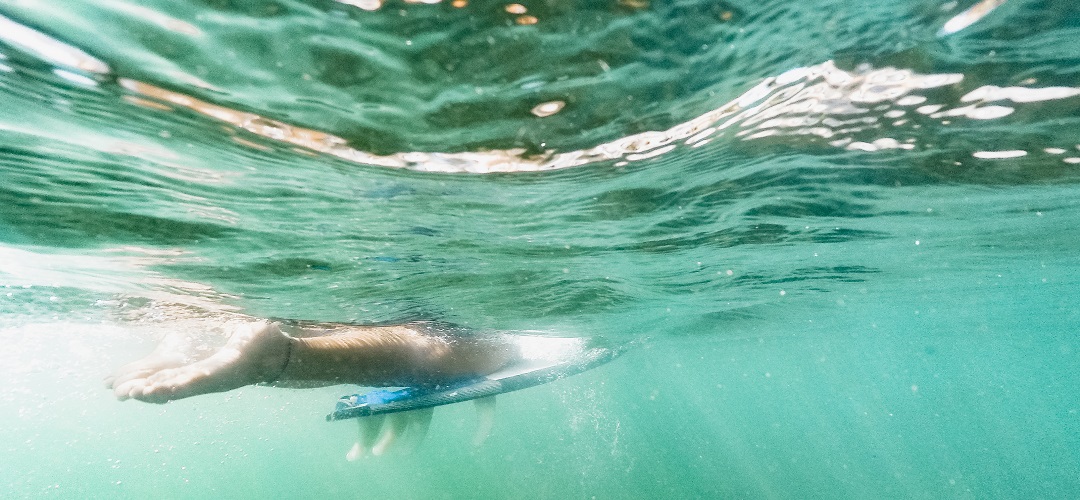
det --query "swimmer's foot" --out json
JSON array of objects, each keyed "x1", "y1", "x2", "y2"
[{"x1": 109, "y1": 321, "x2": 293, "y2": 404}]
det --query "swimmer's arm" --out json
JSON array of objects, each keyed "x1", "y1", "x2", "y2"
[{"x1": 276, "y1": 326, "x2": 512, "y2": 387}]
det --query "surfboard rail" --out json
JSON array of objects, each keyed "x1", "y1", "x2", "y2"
[{"x1": 327, "y1": 339, "x2": 624, "y2": 421}]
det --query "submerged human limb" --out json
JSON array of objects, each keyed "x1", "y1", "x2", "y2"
[
  {"x1": 109, "y1": 320, "x2": 293, "y2": 403},
  {"x1": 108, "y1": 320, "x2": 515, "y2": 404},
  {"x1": 280, "y1": 323, "x2": 513, "y2": 386},
  {"x1": 105, "y1": 330, "x2": 205, "y2": 390}
]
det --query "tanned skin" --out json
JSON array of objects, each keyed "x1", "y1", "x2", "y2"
[{"x1": 107, "y1": 320, "x2": 514, "y2": 404}]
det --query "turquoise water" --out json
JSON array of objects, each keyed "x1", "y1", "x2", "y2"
[{"x1": 1, "y1": 0, "x2": 1079, "y2": 497}]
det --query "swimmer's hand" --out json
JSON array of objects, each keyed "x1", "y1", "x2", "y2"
[{"x1": 106, "y1": 321, "x2": 292, "y2": 404}]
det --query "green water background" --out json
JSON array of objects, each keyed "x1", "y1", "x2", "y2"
[{"x1": 1, "y1": 0, "x2": 1079, "y2": 497}]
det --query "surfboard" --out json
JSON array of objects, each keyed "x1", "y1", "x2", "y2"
[{"x1": 326, "y1": 335, "x2": 624, "y2": 421}]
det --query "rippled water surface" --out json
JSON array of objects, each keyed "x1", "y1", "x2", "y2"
[{"x1": 1, "y1": 0, "x2": 1079, "y2": 497}]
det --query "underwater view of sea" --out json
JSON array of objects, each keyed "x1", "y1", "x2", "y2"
[{"x1": 1, "y1": 0, "x2": 1078, "y2": 497}]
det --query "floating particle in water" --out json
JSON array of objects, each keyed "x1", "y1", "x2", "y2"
[
  {"x1": 964, "y1": 105, "x2": 1014, "y2": 120},
  {"x1": 938, "y1": 0, "x2": 1008, "y2": 36},
  {"x1": 0, "y1": 13, "x2": 110, "y2": 74},
  {"x1": 52, "y1": 69, "x2": 98, "y2": 87},
  {"x1": 962, "y1": 85, "x2": 1080, "y2": 103},
  {"x1": 896, "y1": 95, "x2": 927, "y2": 106},
  {"x1": 973, "y1": 150, "x2": 1027, "y2": 159},
  {"x1": 531, "y1": 100, "x2": 565, "y2": 117}
]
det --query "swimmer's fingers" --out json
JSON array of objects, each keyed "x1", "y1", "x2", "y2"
[
  {"x1": 112, "y1": 368, "x2": 185, "y2": 403},
  {"x1": 105, "y1": 329, "x2": 219, "y2": 390},
  {"x1": 127, "y1": 363, "x2": 231, "y2": 404},
  {"x1": 105, "y1": 350, "x2": 190, "y2": 389},
  {"x1": 106, "y1": 366, "x2": 160, "y2": 390},
  {"x1": 112, "y1": 378, "x2": 177, "y2": 404},
  {"x1": 112, "y1": 377, "x2": 148, "y2": 401},
  {"x1": 128, "y1": 368, "x2": 193, "y2": 404}
]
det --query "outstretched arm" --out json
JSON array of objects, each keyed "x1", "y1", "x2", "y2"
[
  {"x1": 108, "y1": 321, "x2": 513, "y2": 404},
  {"x1": 281, "y1": 324, "x2": 512, "y2": 387}
]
